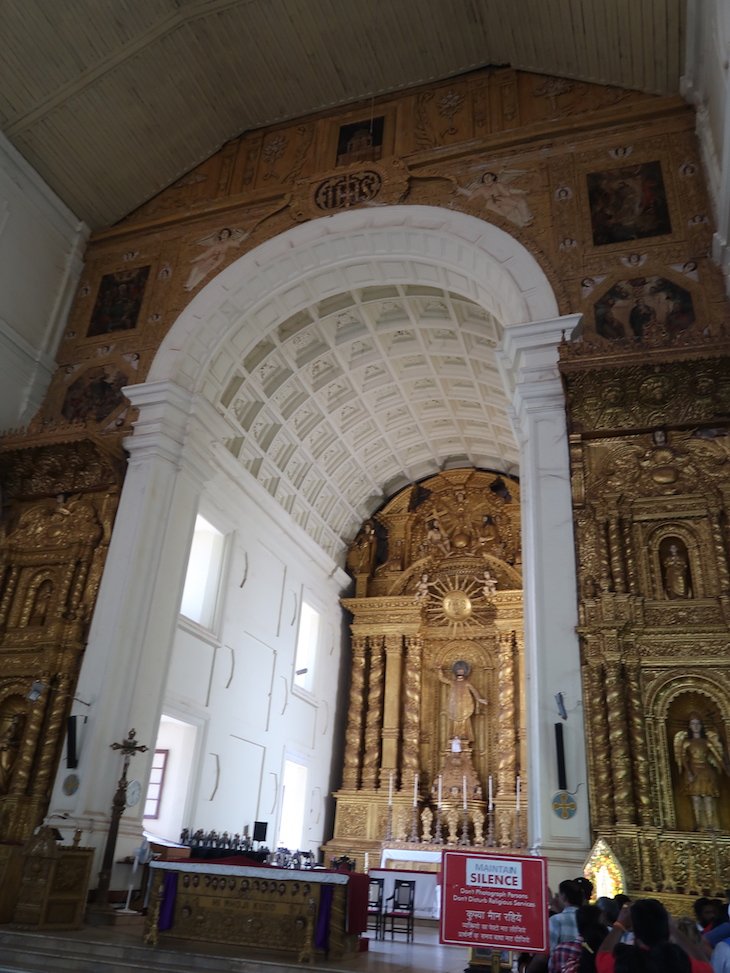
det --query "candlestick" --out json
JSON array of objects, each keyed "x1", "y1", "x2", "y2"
[
  {"x1": 438, "y1": 774, "x2": 442, "y2": 808},
  {"x1": 488, "y1": 774, "x2": 493, "y2": 810},
  {"x1": 413, "y1": 773, "x2": 419, "y2": 807},
  {"x1": 462, "y1": 775, "x2": 467, "y2": 811},
  {"x1": 388, "y1": 771, "x2": 393, "y2": 807},
  {"x1": 516, "y1": 775, "x2": 521, "y2": 812}
]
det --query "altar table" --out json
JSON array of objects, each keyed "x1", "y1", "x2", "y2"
[{"x1": 145, "y1": 858, "x2": 367, "y2": 962}]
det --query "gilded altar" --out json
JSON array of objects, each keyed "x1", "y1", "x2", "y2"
[{"x1": 326, "y1": 468, "x2": 526, "y2": 867}]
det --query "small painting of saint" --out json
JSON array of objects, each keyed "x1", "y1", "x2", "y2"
[
  {"x1": 87, "y1": 266, "x2": 150, "y2": 336},
  {"x1": 593, "y1": 276, "x2": 694, "y2": 341},
  {"x1": 587, "y1": 161, "x2": 671, "y2": 246},
  {"x1": 336, "y1": 117, "x2": 384, "y2": 166}
]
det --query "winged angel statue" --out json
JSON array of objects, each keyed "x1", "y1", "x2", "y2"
[{"x1": 673, "y1": 715, "x2": 729, "y2": 831}]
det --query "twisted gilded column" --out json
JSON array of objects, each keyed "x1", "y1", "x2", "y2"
[
  {"x1": 342, "y1": 635, "x2": 367, "y2": 789},
  {"x1": 32, "y1": 674, "x2": 71, "y2": 799},
  {"x1": 0, "y1": 565, "x2": 19, "y2": 629},
  {"x1": 607, "y1": 510, "x2": 626, "y2": 594},
  {"x1": 597, "y1": 513, "x2": 612, "y2": 593},
  {"x1": 361, "y1": 636, "x2": 385, "y2": 789},
  {"x1": 625, "y1": 660, "x2": 652, "y2": 826},
  {"x1": 10, "y1": 684, "x2": 48, "y2": 797},
  {"x1": 605, "y1": 659, "x2": 635, "y2": 823},
  {"x1": 709, "y1": 509, "x2": 730, "y2": 594},
  {"x1": 65, "y1": 554, "x2": 92, "y2": 618},
  {"x1": 497, "y1": 632, "x2": 516, "y2": 799},
  {"x1": 400, "y1": 635, "x2": 422, "y2": 786},
  {"x1": 583, "y1": 658, "x2": 613, "y2": 829},
  {"x1": 380, "y1": 633, "x2": 404, "y2": 787},
  {"x1": 620, "y1": 511, "x2": 639, "y2": 594}
]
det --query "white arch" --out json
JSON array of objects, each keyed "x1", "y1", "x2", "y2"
[
  {"x1": 149, "y1": 204, "x2": 560, "y2": 389},
  {"x1": 60, "y1": 204, "x2": 587, "y2": 889}
]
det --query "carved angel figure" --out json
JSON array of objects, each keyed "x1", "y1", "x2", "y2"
[
  {"x1": 673, "y1": 714, "x2": 728, "y2": 831},
  {"x1": 455, "y1": 168, "x2": 534, "y2": 227},
  {"x1": 184, "y1": 227, "x2": 248, "y2": 291}
]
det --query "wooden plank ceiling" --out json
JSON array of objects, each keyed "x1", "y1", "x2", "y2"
[{"x1": 0, "y1": 0, "x2": 686, "y2": 228}]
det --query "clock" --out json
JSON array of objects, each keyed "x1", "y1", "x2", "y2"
[{"x1": 126, "y1": 779, "x2": 142, "y2": 808}]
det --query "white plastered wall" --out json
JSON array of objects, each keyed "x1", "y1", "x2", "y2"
[
  {"x1": 49, "y1": 205, "x2": 589, "y2": 886},
  {"x1": 0, "y1": 132, "x2": 88, "y2": 428},
  {"x1": 682, "y1": 0, "x2": 730, "y2": 294}
]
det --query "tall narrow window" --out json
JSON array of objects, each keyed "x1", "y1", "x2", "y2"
[
  {"x1": 143, "y1": 749, "x2": 169, "y2": 820},
  {"x1": 278, "y1": 758, "x2": 308, "y2": 850},
  {"x1": 180, "y1": 514, "x2": 225, "y2": 629},
  {"x1": 294, "y1": 599, "x2": 320, "y2": 693}
]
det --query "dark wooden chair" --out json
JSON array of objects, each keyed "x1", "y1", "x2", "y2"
[
  {"x1": 383, "y1": 878, "x2": 415, "y2": 941},
  {"x1": 367, "y1": 876, "x2": 385, "y2": 939}
]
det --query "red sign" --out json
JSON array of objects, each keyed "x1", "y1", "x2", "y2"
[{"x1": 440, "y1": 850, "x2": 548, "y2": 952}]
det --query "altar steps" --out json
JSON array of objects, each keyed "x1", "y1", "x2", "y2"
[{"x1": 0, "y1": 928, "x2": 305, "y2": 973}]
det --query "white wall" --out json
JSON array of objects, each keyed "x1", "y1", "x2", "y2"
[
  {"x1": 161, "y1": 462, "x2": 347, "y2": 858},
  {"x1": 0, "y1": 132, "x2": 88, "y2": 429},
  {"x1": 683, "y1": 0, "x2": 730, "y2": 293}
]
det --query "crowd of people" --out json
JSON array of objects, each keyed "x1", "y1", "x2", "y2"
[{"x1": 515, "y1": 878, "x2": 730, "y2": 973}]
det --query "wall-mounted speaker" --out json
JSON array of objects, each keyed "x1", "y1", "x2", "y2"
[{"x1": 67, "y1": 715, "x2": 78, "y2": 769}]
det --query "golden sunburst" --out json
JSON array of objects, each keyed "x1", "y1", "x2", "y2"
[{"x1": 424, "y1": 573, "x2": 494, "y2": 633}]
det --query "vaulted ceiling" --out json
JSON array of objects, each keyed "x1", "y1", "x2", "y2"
[{"x1": 1, "y1": 0, "x2": 687, "y2": 228}]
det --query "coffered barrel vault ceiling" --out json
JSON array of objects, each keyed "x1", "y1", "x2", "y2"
[
  {"x1": 1, "y1": 0, "x2": 686, "y2": 227},
  {"x1": 212, "y1": 284, "x2": 510, "y2": 557}
]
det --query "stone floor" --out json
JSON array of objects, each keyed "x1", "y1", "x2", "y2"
[{"x1": 0, "y1": 919, "x2": 474, "y2": 973}]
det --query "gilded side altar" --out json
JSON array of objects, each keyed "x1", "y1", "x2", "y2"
[{"x1": 561, "y1": 331, "x2": 730, "y2": 899}]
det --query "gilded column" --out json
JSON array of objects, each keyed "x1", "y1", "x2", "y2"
[
  {"x1": 0, "y1": 566, "x2": 19, "y2": 629},
  {"x1": 380, "y1": 633, "x2": 404, "y2": 787},
  {"x1": 361, "y1": 635, "x2": 385, "y2": 789},
  {"x1": 342, "y1": 635, "x2": 367, "y2": 789},
  {"x1": 625, "y1": 660, "x2": 652, "y2": 826},
  {"x1": 497, "y1": 632, "x2": 516, "y2": 799},
  {"x1": 32, "y1": 674, "x2": 71, "y2": 799},
  {"x1": 400, "y1": 635, "x2": 422, "y2": 786},
  {"x1": 607, "y1": 508, "x2": 626, "y2": 594},
  {"x1": 709, "y1": 509, "x2": 730, "y2": 594},
  {"x1": 597, "y1": 514, "x2": 612, "y2": 593},
  {"x1": 604, "y1": 659, "x2": 635, "y2": 824},
  {"x1": 583, "y1": 658, "x2": 613, "y2": 828},
  {"x1": 65, "y1": 554, "x2": 91, "y2": 619},
  {"x1": 10, "y1": 685, "x2": 47, "y2": 797},
  {"x1": 619, "y1": 507, "x2": 638, "y2": 594}
]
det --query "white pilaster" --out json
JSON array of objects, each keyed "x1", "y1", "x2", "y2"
[
  {"x1": 499, "y1": 314, "x2": 590, "y2": 880},
  {"x1": 48, "y1": 381, "x2": 231, "y2": 875}
]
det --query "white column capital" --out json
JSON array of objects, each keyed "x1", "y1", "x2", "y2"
[
  {"x1": 124, "y1": 379, "x2": 233, "y2": 488},
  {"x1": 499, "y1": 313, "x2": 580, "y2": 392}
]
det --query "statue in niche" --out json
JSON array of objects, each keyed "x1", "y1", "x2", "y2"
[
  {"x1": 346, "y1": 519, "x2": 377, "y2": 576},
  {"x1": 27, "y1": 579, "x2": 53, "y2": 626},
  {"x1": 662, "y1": 539, "x2": 692, "y2": 599},
  {"x1": 0, "y1": 712, "x2": 24, "y2": 794},
  {"x1": 673, "y1": 714, "x2": 729, "y2": 831},
  {"x1": 437, "y1": 660, "x2": 486, "y2": 744}
]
